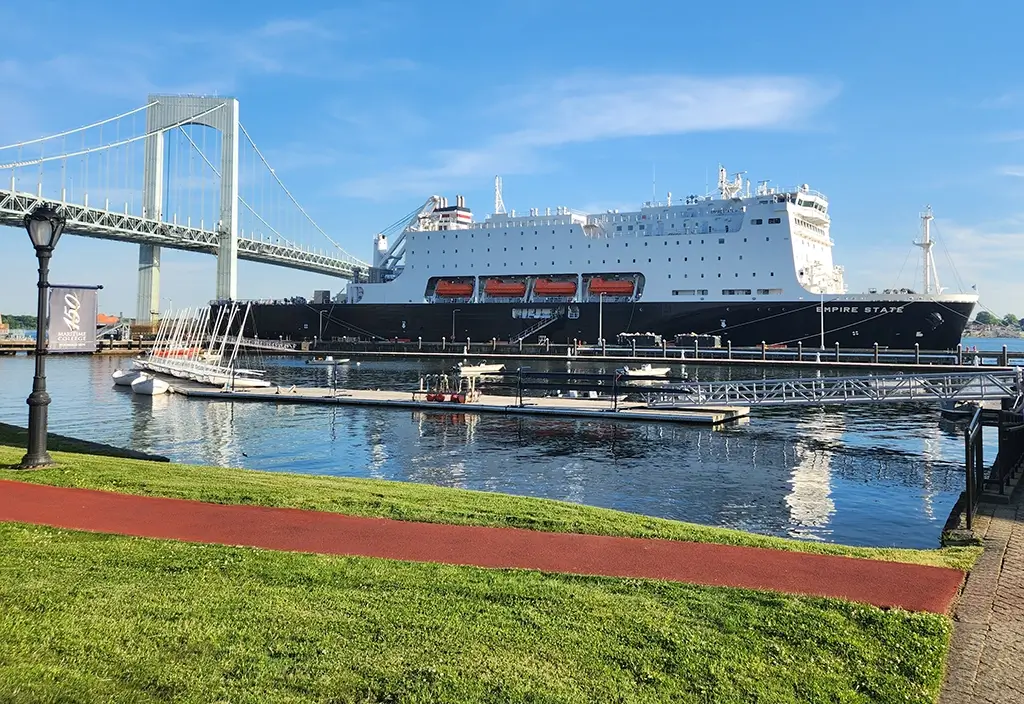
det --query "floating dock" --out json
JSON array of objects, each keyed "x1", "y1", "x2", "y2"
[{"x1": 171, "y1": 384, "x2": 748, "y2": 426}]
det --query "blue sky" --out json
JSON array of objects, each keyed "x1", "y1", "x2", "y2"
[{"x1": 1, "y1": 0, "x2": 1022, "y2": 317}]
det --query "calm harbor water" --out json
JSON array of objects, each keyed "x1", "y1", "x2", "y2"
[{"x1": 0, "y1": 345, "x2": 1016, "y2": 549}]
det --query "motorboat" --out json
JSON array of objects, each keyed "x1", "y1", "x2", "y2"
[
  {"x1": 455, "y1": 362, "x2": 506, "y2": 376},
  {"x1": 616, "y1": 364, "x2": 672, "y2": 378},
  {"x1": 306, "y1": 355, "x2": 350, "y2": 366},
  {"x1": 130, "y1": 373, "x2": 170, "y2": 395},
  {"x1": 940, "y1": 399, "x2": 979, "y2": 421},
  {"x1": 112, "y1": 368, "x2": 143, "y2": 386}
]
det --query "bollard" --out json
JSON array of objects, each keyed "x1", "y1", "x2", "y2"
[
  {"x1": 467, "y1": 337, "x2": 471, "y2": 352},
  {"x1": 546, "y1": 338, "x2": 550, "y2": 353},
  {"x1": 1002, "y1": 344, "x2": 1008, "y2": 367},
  {"x1": 797, "y1": 341, "x2": 803, "y2": 362},
  {"x1": 761, "y1": 341, "x2": 767, "y2": 360},
  {"x1": 956, "y1": 343, "x2": 963, "y2": 366},
  {"x1": 631, "y1": 340, "x2": 637, "y2": 357},
  {"x1": 727, "y1": 340, "x2": 732, "y2": 360},
  {"x1": 662, "y1": 339, "x2": 668, "y2": 357},
  {"x1": 694, "y1": 340, "x2": 699, "y2": 360},
  {"x1": 834, "y1": 341, "x2": 840, "y2": 362},
  {"x1": 914, "y1": 342, "x2": 920, "y2": 365},
  {"x1": 519, "y1": 338, "x2": 523, "y2": 352},
  {"x1": 873, "y1": 342, "x2": 879, "y2": 364},
  {"x1": 442, "y1": 337, "x2": 446, "y2": 352},
  {"x1": 418, "y1": 336, "x2": 422, "y2": 351},
  {"x1": 601, "y1": 339, "x2": 606, "y2": 356},
  {"x1": 492, "y1": 337, "x2": 497, "y2": 352}
]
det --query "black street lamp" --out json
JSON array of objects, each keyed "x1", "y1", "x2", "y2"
[{"x1": 19, "y1": 203, "x2": 66, "y2": 469}]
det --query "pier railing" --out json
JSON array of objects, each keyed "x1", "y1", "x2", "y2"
[{"x1": 645, "y1": 370, "x2": 1023, "y2": 409}]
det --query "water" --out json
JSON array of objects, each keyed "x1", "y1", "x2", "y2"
[{"x1": 0, "y1": 353, "x2": 1000, "y2": 549}]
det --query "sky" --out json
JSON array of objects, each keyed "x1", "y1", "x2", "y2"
[{"x1": 0, "y1": 0, "x2": 1022, "y2": 318}]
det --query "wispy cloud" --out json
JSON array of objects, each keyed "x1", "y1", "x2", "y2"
[
  {"x1": 989, "y1": 130, "x2": 1024, "y2": 143},
  {"x1": 980, "y1": 90, "x2": 1024, "y2": 109},
  {"x1": 341, "y1": 73, "x2": 840, "y2": 199},
  {"x1": 1000, "y1": 165, "x2": 1024, "y2": 178}
]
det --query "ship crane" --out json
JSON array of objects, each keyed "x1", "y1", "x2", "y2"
[{"x1": 374, "y1": 196, "x2": 442, "y2": 274}]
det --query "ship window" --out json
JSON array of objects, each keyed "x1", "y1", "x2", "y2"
[
  {"x1": 552, "y1": 246, "x2": 555, "y2": 250},
  {"x1": 628, "y1": 225, "x2": 634, "y2": 231},
  {"x1": 534, "y1": 246, "x2": 537, "y2": 250},
  {"x1": 648, "y1": 259, "x2": 651, "y2": 263},
  {"x1": 718, "y1": 274, "x2": 721, "y2": 278},
  {"x1": 669, "y1": 258, "x2": 672, "y2": 262},
  {"x1": 633, "y1": 259, "x2": 636, "y2": 263},
  {"x1": 770, "y1": 272, "x2": 775, "y2": 276},
  {"x1": 744, "y1": 238, "x2": 747, "y2": 242},
  {"x1": 724, "y1": 227, "x2": 728, "y2": 233},
  {"x1": 751, "y1": 219, "x2": 763, "y2": 225},
  {"x1": 504, "y1": 247, "x2": 507, "y2": 251},
  {"x1": 719, "y1": 238, "x2": 725, "y2": 244},
  {"x1": 607, "y1": 243, "x2": 610, "y2": 247},
  {"x1": 673, "y1": 289, "x2": 695, "y2": 296},
  {"x1": 739, "y1": 255, "x2": 743, "y2": 260},
  {"x1": 625, "y1": 242, "x2": 629, "y2": 247},
  {"x1": 616, "y1": 226, "x2": 622, "y2": 231},
  {"x1": 717, "y1": 256, "x2": 721, "y2": 261},
  {"x1": 639, "y1": 224, "x2": 645, "y2": 230},
  {"x1": 487, "y1": 248, "x2": 490, "y2": 252},
  {"x1": 769, "y1": 218, "x2": 781, "y2": 224},
  {"x1": 552, "y1": 230, "x2": 556, "y2": 234},
  {"x1": 645, "y1": 242, "x2": 648, "y2": 246},
  {"x1": 766, "y1": 237, "x2": 770, "y2": 241},
  {"x1": 701, "y1": 257, "x2": 704, "y2": 261},
  {"x1": 684, "y1": 257, "x2": 687, "y2": 261},
  {"x1": 684, "y1": 274, "x2": 688, "y2": 278}
]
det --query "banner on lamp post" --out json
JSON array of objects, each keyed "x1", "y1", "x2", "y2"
[{"x1": 46, "y1": 287, "x2": 98, "y2": 353}]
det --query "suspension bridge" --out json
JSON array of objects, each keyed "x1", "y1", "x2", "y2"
[{"x1": 0, "y1": 95, "x2": 371, "y2": 322}]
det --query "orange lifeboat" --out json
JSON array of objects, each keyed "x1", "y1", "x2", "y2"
[
  {"x1": 587, "y1": 278, "x2": 635, "y2": 296},
  {"x1": 435, "y1": 280, "x2": 474, "y2": 297},
  {"x1": 533, "y1": 279, "x2": 577, "y2": 296},
  {"x1": 484, "y1": 279, "x2": 527, "y2": 297}
]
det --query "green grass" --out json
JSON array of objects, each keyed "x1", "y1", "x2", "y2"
[
  {"x1": 0, "y1": 522, "x2": 952, "y2": 703},
  {"x1": 0, "y1": 437, "x2": 979, "y2": 571}
]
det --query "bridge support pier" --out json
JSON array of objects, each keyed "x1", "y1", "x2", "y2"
[{"x1": 137, "y1": 245, "x2": 161, "y2": 322}]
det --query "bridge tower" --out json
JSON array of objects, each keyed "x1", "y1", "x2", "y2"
[{"x1": 138, "y1": 95, "x2": 240, "y2": 322}]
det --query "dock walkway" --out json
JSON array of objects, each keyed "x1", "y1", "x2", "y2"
[
  {"x1": 171, "y1": 384, "x2": 749, "y2": 426},
  {"x1": 940, "y1": 491, "x2": 1024, "y2": 703}
]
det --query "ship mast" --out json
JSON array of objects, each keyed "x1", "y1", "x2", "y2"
[
  {"x1": 914, "y1": 206, "x2": 940, "y2": 294},
  {"x1": 494, "y1": 175, "x2": 506, "y2": 215}
]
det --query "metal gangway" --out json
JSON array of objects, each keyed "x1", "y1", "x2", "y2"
[{"x1": 646, "y1": 369, "x2": 1024, "y2": 409}]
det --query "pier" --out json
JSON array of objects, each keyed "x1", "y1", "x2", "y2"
[{"x1": 170, "y1": 383, "x2": 749, "y2": 426}]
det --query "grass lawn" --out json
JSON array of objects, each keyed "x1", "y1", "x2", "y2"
[
  {"x1": 0, "y1": 430, "x2": 978, "y2": 571},
  {"x1": 0, "y1": 522, "x2": 951, "y2": 703}
]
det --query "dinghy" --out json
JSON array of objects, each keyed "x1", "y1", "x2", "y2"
[
  {"x1": 306, "y1": 355, "x2": 350, "y2": 366},
  {"x1": 112, "y1": 368, "x2": 143, "y2": 386},
  {"x1": 615, "y1": 364, "x2": 672, "y2": 378},
  {"x1": 130, "y1": 374, "x2": 170, "y2": 395},
  {"x1": 455, "y1": 362, "x2": 505, "y2": 376}
]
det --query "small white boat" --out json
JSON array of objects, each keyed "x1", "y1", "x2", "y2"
[
  {"x1": 616, "y1": 364, "x2": 672, "y2": 378},
  {"x1": 306, "y1": 355, "x2": 350, "y2": 366},
  {"x1": 112, "y1": 368, "x2": 143, "y2": 386},
  {"x1": 456, "y1": 362, "x2": 506, "y2": 376},
  {"x1": 130, "y1": 373, "x2": 170, "y2": 395}
]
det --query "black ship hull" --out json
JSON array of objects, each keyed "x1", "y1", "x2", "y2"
[{"x1": 237, "y1": 298, "x2": 975, "y2": 350}]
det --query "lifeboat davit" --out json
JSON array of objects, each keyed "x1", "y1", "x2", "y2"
[
  {"x1": 484, "y1": 279, "x2": 527, "y2": 297},
  {"x1": 435, "y1": 280, "x2": 474, "y2": 297},
  {"x1": 587, "y1": 278, "x2": 635, "y2": 296},
  {"x1": 533, "y1": 279, "x2": 578, "y2": 296}
]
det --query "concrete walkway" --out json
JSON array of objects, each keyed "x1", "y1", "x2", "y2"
[{"x1": 941, "y1": 496, "x2": 1024, "y2": 703}]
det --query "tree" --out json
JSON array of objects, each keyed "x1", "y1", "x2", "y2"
[
  {"x1": 1002, "y1": 313, "x2": 1020, "y2": 328},
  {"x1": 975, "y1": 311, "x2": 999, "y2": 325}
]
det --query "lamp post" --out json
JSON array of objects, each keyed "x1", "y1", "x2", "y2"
[
  {"x1": 598, "y1": 292, "x2": 605, "y2": 345},
  {"x1": 452, "y1": 308, "x2": 461, "y2": 340},
  {"x1": 20, "y1": 203, "x2": 66, "y2": 469},
  {"x1": 318, "y1": 309, "x2": 327, "y2": 342}
]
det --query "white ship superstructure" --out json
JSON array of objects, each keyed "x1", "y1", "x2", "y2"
[{"x1": 349, "y1": 167, "x2": 846, "y2": 306}]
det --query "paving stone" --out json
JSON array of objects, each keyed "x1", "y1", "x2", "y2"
[{"x1": 942, "y1": 498, "x2": 1024, "y2": 702}]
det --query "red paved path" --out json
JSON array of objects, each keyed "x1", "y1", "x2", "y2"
[{"x1": 0, "y1": 479, "x2": 964, "y2": 613}]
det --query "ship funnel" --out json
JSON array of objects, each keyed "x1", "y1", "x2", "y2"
[{"x1": 373, "y1": 233, "x2": 388, "y2": 268}]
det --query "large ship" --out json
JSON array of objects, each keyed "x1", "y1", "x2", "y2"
[{"x1": 244, "y1": 168, "x2": 977, "y2": 348}]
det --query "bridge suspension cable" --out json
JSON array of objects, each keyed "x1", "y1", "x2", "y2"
[
  {"x1": 238, "y1": 124, "x2": 362, "y2": 263},
  {"x1": 0, "y1": 103, "x2": 226, "y2": 171},
  {"x1": 0, "y1": 101, "x2": 159, "y2": 152}
]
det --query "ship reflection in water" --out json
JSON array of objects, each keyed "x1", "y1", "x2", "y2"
[{"x1": 0, "y1": 354, "x2": 991, "y2": 549}]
